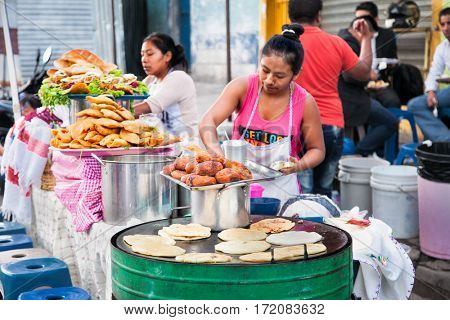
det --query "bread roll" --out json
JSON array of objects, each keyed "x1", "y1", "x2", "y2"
[
  {"x1": 163, "y1": 164, "x2": 176, "y2": 175},
  {"x1": 170, "y1": 170, "x2": 188, "y2": 180},
  {"x1": 186, "y1": 175, "x2": 216, "y2": 187},
  {"x1": 193, "y1": 161, "x2": 224, "y2": 177},
  {"x1": 174, "y1": 156, "x2": 191, "y2": 171},
  {"x1": 185, "y1": 160, "x2": 198, "y2": 174},
  {"x1": 215, "y1": 168, "x2": 242, "y2": 183}
]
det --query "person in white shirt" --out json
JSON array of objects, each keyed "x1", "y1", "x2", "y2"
[
  {"x1": 133, "y1": 33, "x2": 198, "y2": 137},
  {"x1": 408, "y1": 7, "x2": 450, "y2": 141}
]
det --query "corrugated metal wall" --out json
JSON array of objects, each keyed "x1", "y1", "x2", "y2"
[
  {"x1": 16, "y1": 0, "x2": 96, "y2": 79},
  {"x1": 321, "y1": 0, "x2": 432, "y2": 72}
]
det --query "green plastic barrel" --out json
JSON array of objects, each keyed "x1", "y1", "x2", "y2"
[{"x1": 111, "y1": 217, "x2": 353, "y2": 300}]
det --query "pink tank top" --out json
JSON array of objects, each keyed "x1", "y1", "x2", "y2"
[{"x1": 232, "y1": 74, "x2": 307, "y2": 159}]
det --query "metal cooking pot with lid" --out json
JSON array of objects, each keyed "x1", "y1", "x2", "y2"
[
  {"x1": 191, "y1": 182, "x2": 250, "y2": 231},
  {"x1": 161, "y1": 160, "x2": 284, "y2": 231},
  {"x1": 93, "y1": 154, "x2": 177, "y2": 225}
]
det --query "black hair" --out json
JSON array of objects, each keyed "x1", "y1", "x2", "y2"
[
  {"x1": 439, "y1": 7, "x2": 450, "y2": 19},
  {"x1": 288, "y1": 0, "x2": 323, "y2": 24},
  {"x1": 20, "y1": 94, "x2": 41, "y2": 110},
  {"x1": 355, "y1": 1, "x2": 378, "y2": 18},
  {"x1": 261, "y1": 23, "x2": 305, "y2": 75},
  {"x1": 143, "y1": 33, "x2": 188, "y2": 72}
]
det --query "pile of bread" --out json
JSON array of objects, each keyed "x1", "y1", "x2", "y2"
[
  {"x1": 163, "y1": 148, "x2": 253, "y2": 187},
  {"x1": 45, "y1": 49, "x2": 140, "y2": 94},
  {"x1": 367, "y1": 80, "x2": 389, "y2": 89},
  {"x1": 50, "y1": 95, "x2": 180, "y2": 149},
  {"x1": 123, "y1": 218, "x2": 327, "y2": 264}
]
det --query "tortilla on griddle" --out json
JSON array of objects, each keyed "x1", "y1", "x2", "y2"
[
  {"x1": 273, "y1": 243, "x2": 327, "y2": 261},
  {"x1": 218, "y1": 228, "x2": 267, "y2": 241},
  {"x1": 162, "y1": 223, "x2": 211, "y2": 238},
  {"x1": 215, "y1": 240, "x2": 270, "y2": 255},
  {"x1": 266, "y1": 231, "x2": 323, "y2": 246},
  {"x1": 175, "y1": 253, "x2": 232, "y2": 264},
  {"x1": 239, "y1": 252, "x2": 272, "y2": 263},
  {"x1": 249, "y1": 218, "x2": 295, "y2": 234},
  {"x1": 131, "y1": 242, "x2": 185, "y2": 258},
  {"x1": 123, "y1": 234, "x2": 176, "y2": 246},
  {"x1": 158, "y1": 229, "x2": 209, "y2": 241}
]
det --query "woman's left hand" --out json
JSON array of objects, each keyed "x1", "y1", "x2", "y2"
[
  {"x1": 133, "y1": 101, "x2": 151, "y2": 117},
  {"x1": 280, "y1": 157, "x2": 305, "y2": 175}
]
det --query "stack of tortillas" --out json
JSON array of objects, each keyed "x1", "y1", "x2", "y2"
[
  {"x1": 274, "y1": 244, "x2": 327, "y2": 261},
  {"x1": 250, "y1": 218, "x2": 295, "y2": 234},
  {"x1": 218, "y1": 228, "x2": 267, "y2": 241},
  {"x1": 215, "y1": 240, "x2": 271, "y2": 255},
  {"x1": 175, "y1": 253, "x2": 232, "y2": 264},
  {"x1": 266, "y1": 231, "x2": 323, "y2": 246},
  {"x1": 158, "y1": 223, "x2": 211, "y2": 241},
  {"x1": 123, "y1": 234, "x2": 185, "y2": 258}
]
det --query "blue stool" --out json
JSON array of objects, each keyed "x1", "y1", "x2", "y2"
[
  {"x1": 0, "y1": 257, "x2": 72, "y2": 300},
  {"x1": 0, "y1": 222, "x2": 26, "y2": 235},
  {"x1": 384, "y1": 108, "x2": 419, "y2": 163},
  {"x1": 343, "y1": 137, "x2": 356, "y2": 155},
  {"x1": 394, "y1": 143, "x2": 419, "y2": 165},
  {"x1": 0, "y1": 248, "x2": 51, "y2": 265},
  {"x1": 19, "y1": 286, "x2": 91, "y2": 300},
  {"x1": 0, "y1": 234, "x2": 33, "y2": 252}
]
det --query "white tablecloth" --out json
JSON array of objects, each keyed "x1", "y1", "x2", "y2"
[{"x1": 28, "y1": 188, "x2": 144, "y2": 299}]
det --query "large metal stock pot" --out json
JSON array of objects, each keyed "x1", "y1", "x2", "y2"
[
  {"x1": 190, "y1": 183, "x2": 250, "y2": 231},
  {"x1": 94, "y1": 154, "x2": 176, "y2": 225}
]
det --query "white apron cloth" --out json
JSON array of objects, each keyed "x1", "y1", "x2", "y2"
[
  {"x1": 147, "y1": 70, "x2": 186, "y2": 135},
  {"x1": 239, "y1": 84, "x2": 300, "y2": 205}
]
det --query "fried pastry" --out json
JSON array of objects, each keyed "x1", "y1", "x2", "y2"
[{"x1": 100, "y1": 109, "x2": 123, "y2": 122}]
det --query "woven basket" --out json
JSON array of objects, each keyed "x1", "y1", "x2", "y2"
[{"x1": 41, "y1": 159, "x2": 56, "y2": 191}]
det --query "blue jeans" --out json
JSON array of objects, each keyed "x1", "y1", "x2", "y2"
[
  {"x1": 356, "y1": 98, "x2": 399, "y2": 156},
  {"x1": 407, "y1": 87, "x2": 450, "y2": 141},
  {"x1": 298, "y1": 125, "x2": 343, "y2": 198}
]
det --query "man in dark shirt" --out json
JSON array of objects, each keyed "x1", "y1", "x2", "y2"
[{"x1": 355, "y1": 1, "x2": 402, "y2": 108}]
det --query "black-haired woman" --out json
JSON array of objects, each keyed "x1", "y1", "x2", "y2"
[
  {"x1": 134, "y1": 33, "x2": 198, "y2": 136},
  {"x1": 199, "y1": 24, "x2": 325, "y2": 202}
]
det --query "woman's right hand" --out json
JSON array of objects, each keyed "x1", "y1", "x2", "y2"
[{"x1": 133, "y1": 101, "x2": 151, "y2": 117}]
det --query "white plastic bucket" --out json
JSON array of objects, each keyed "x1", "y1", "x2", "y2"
[
  {"x1": 338, "y1": 157, "x2": 390, "y2": 212},
  {"x1": 370, "y1": 165, "x2": 418, "y2": 239}
]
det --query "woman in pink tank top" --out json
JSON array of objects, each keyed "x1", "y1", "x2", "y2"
[{"x1": 199, "y1": 23, "x2": 325, "y2": 200}]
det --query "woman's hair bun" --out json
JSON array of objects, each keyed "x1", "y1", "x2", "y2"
[
  {"x1": 175, "y1": 44, "x2": 185, "y2": 56},
  {"x1": 281, "y1": 23, "x2": 304, "y2": 41}
]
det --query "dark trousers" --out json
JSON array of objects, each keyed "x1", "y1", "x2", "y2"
[
  {"x1": 370, "y1": 87, "x2": 402, "y2": 108},
  {"x1": 356, "y1": 98, "x2": 399, "y2": 156}
]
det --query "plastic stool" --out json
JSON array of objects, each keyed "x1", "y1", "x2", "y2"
[
  {"x1": 394, "y1": 143, "x2": 419, "y2": 165},
  {"x1": 0, "y1": 248, "x2": 50, "y2": 265},
  {"x1": 384, "y1": 108, "x2": 419, "y2": 163},
  {"x1": 0, "y1": 234, "x2": 33, "y2": 252},
  {"x1": 19, "y1": 286, "x2": 91, "y2": 300},
  {"x1": 0, "y1": 222, "x2": 26, "y2": 235},
  {"x1": 0, "y1": 257, "x2": 72, "y2": 300}
]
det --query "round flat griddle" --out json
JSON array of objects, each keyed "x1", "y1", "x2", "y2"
[{"x1": 111, "y1": 215, "x2": 351, "y2": 265}]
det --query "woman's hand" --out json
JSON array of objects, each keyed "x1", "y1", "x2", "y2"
[
  {"x1": 133, "y1": 101, "x2": 151, "y2": 117},
  {"x1": 280, "y1": 156, "x2": 306, "y2": 175}
]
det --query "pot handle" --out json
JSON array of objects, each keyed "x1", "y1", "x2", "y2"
[
  {"x1": 91, "y1": 153, "x2": 105, "y2": 166},
  {"x1": 216, "y1": 182, "x2": 248, "y2": 200}
]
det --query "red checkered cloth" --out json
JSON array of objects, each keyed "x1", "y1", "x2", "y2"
[{"x1": 52, "y1": 153, "x2": 103, "y2": 232}]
